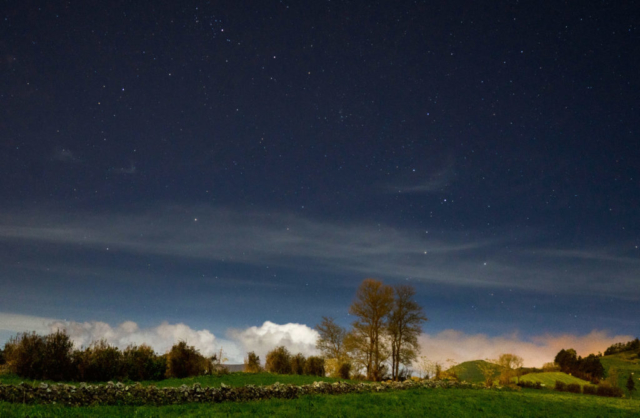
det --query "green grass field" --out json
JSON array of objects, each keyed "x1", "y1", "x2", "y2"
[
  {"x1": 448, "y1": 360, "x2": 501, "y2": 383},
  {"x1": 516, "y1": 372, "x2": 593, "y2": 387},
  {"x1": 1, "y1": 386, "x2": 638, "y2": 417}
]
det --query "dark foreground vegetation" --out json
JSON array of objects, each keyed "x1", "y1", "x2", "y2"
[{"x1": 1, "y1": 331, "x2": 327, "y2": 384}]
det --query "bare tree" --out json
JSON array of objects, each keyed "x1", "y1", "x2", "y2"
[
  {"x1": 489, "y1": 353, "x2": 524, "y2": 385},
  {"x1": 387, "y1": 284, "x2": 427, "y2": 380},
  {"x1": 315, "y1": 316, "x2": 347, "y2": 360},
  {"x1": 348, "y1": 278, "x2": 394, "y2": 381}
]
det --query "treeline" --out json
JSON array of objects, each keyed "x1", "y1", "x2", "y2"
[
  {"x1": 554, "y1": 349, "x2": 604, "y2": 384},
  {"x1": 315, "y1": 279, "x2": 428, "y2": 382},
  {"x1": 603, "y1": 338, "x2": 640, "y2": 356},
  {"x1": 244, "y1": 346, "x2": 326, "y2": 376},
  {"x1": 2, "y1": 331, "x2": 224, "y2": 382}
]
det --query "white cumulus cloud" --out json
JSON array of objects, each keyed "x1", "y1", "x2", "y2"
[
  {"x1": 48, "y1": 320, "x2": 223, "y2": 358},
  {"x1": 228, "y1": 321, "x2": 319, "y2": 362}
]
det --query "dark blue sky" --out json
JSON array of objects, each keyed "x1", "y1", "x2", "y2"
[{"x1": 1, "y1": 1, "x2": 638, "y2": 358}]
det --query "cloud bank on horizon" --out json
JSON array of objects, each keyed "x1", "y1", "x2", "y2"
[{"x1": 0, "y1": 312, "x2": 630, "y2": 367}]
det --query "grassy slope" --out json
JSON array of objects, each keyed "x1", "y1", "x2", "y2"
[
  {"x1": 600, "y1": 351, "x2": 640, "y2": 396},
  {"x1": 448, "y1": 360, "x2": 501, "y2": 383},
  {"x1": 1, "y1": 387, "x2": 638, "y2": 417},
  {"x1": 517, "y1": 372, "x2": 593, "y2": 387},
  {"x1": 0, "y1": 372, "x2": 350, "y2": 388}
]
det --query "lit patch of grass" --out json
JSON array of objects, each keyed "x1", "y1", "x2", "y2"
[{"x1": 517, "y1": 372, "x2": 594, "y2": 388}]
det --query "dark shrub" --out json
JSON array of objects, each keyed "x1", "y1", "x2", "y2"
[
  {"x1": 0, "y1": 348, "x2": 5, "y2": 365},
  {"x1": 583, "y1": 385, "x2": 597, "y2": 395},
  {"x1": 291, "y1": 353, "x2": 306, "y2": 375},
  {"x1": 303, "y1": 356, "x2": 325, "y2": 376},
  {"x1": 338, "y1": 361, "x2": 352, "y2": 379},
  {"x1": 75, "y1": 340, "x2": 124, "y2": 382},
  {"x1": 517, "y1": 380, "x2": 543, "y2": 389},
  {"x1": 566, "y1": 383, "x2": 581, "y2": 393},
  {"x1": 122, "y1": 344, "x2": 166, "y2": 381},
  {"x1": 42, "y1": 330, "x2": 75, "y2": 381},
  {"x1": 554, "y1": 381, "x2": 566, "y2": 392},
  {"x1": 265, "y1": 346, "x2": 292, "y2": 374},
  {"x1": 596, "y1": 383, "x2": 624, "y2": 397},
  {"x1": 166, "y1": 341, "x2": 208, "y2": 378},
  {"x1": 4, "y1": 332, "x2": 46, "y2": 379},
  {"x1": 244, "y1": 351, "x2": 262, "y2": 373}
]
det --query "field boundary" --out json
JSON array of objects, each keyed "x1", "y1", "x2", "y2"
[{"x1": 0, "y1": 379, "x2": 482, "y2": 407}]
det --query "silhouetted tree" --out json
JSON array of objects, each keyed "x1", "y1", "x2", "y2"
[
  {"x1": 303, "y1": 356, "x2": 326, "y2": 376},
  {"x1": 554, "y1": 348, "x2": 578, "y2": 373},
  {"x1": 42, "y1": 330, "x2": 75, "y2": 381},
  {"x1": 348, "y1": 279, "x2": 394, "y2": 381},
  {"x1": 166, "y1": 341, "x2": 208, "y2": 378},
  {"x1": 387, "y1": 284, "x2": 427, "y2": 380},
  {"x1": 291, "y1": 353, "x2": 306, "y2": 375}
]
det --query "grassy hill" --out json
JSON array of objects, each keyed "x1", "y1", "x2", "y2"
[
  {"x1": 517, "y1": 372, "x2": 594, "y2": 387},
  {"x1": 600, "y1": 351, "x2": 640, "y2": 396},
  {"x1": 447, "y1": 360, "x2": 502, "y2": 383}
]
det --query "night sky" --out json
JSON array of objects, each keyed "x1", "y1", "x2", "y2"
[{"x1": 1, "y1": 1, "x2": 638, "y2": 364}]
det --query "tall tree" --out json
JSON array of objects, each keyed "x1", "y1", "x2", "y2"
[
  {"x1": 348, "y1": 278, "x2": 394, "y2": 381},
  {"x1": 387, "y1": 284, "x2": 427, "y2": 380},
  {"x1": 315, "y1": 316, "x2": 347, "y2": 360}
]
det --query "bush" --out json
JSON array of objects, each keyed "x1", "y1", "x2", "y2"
[
  {"x1": 244, "y1": 351, "x2": 262, "y2": 373},
  {"x1": 554, "y1": 381, "x2": 566, "y2": 392},
  {"x1": 75, "y1": 340, "x2": 124, "y2": 382},
  {"x1": 338, "y1": 361, "x2": 351, "y2": 379},
  {"x1": 0, "y1": 348, "x2": 5, "y2": 365},
  {"x1": 166, "y1": 341, "x2": 208, "y2": 378},
  {"x1": 291, "y1": 353, "x2": 306, "y2": 375},
  {"x1": 566, "y1": 383, "x2": 581, "y2": 393},
  {"x1": 265, "y1": 346, "x2": 292, "y2": 374},
  {"x1": 4, "y1": 332, "x2": 46, "y2": 380},
  {"x1": 516, "y1": 380, "x2": 542, "y2": 389},
  {"x1": 583, "y1": 385, "x2": 597, "y2": 395},
  {"x1": 596, "y1": 383, "x2": 624, "y2": 397},
  {"x1": 122, "y1": 344, "x2": 166, "y2": 381},
  {"x1": 41, "y1": 331, "x2": 75, "y2": 381},
  {"x1": 304, "y1": 356, "x2": 325, "y2": 376}
]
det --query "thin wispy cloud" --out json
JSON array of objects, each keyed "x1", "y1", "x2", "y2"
[
  {"x1": 0, "y1": 206, "x2": 638, "y2": 299},
  {"x1": 110, "y1": 162, "x2": 137, "y2": 175},
  {"x1": 52, "y1": 147, "x2": 81, "y2": 163},
  {"x1": 383, "y1": 158, "x2": 456, "y2": 194}
]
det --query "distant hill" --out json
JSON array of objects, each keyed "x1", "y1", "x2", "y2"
[
  {"x1": 447, "y1": 360, "x2": 502, "y2": 383},
  {"x1": 517, "y1": 372, "x2": 594, "y2": 387},
  {"x1": 600, "y1": 351, "x2": 640, "y2": 396}
]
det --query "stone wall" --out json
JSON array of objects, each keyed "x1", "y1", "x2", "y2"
[{"x1": 0, "y1": 379, "x2": 479, "y2": 406}]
